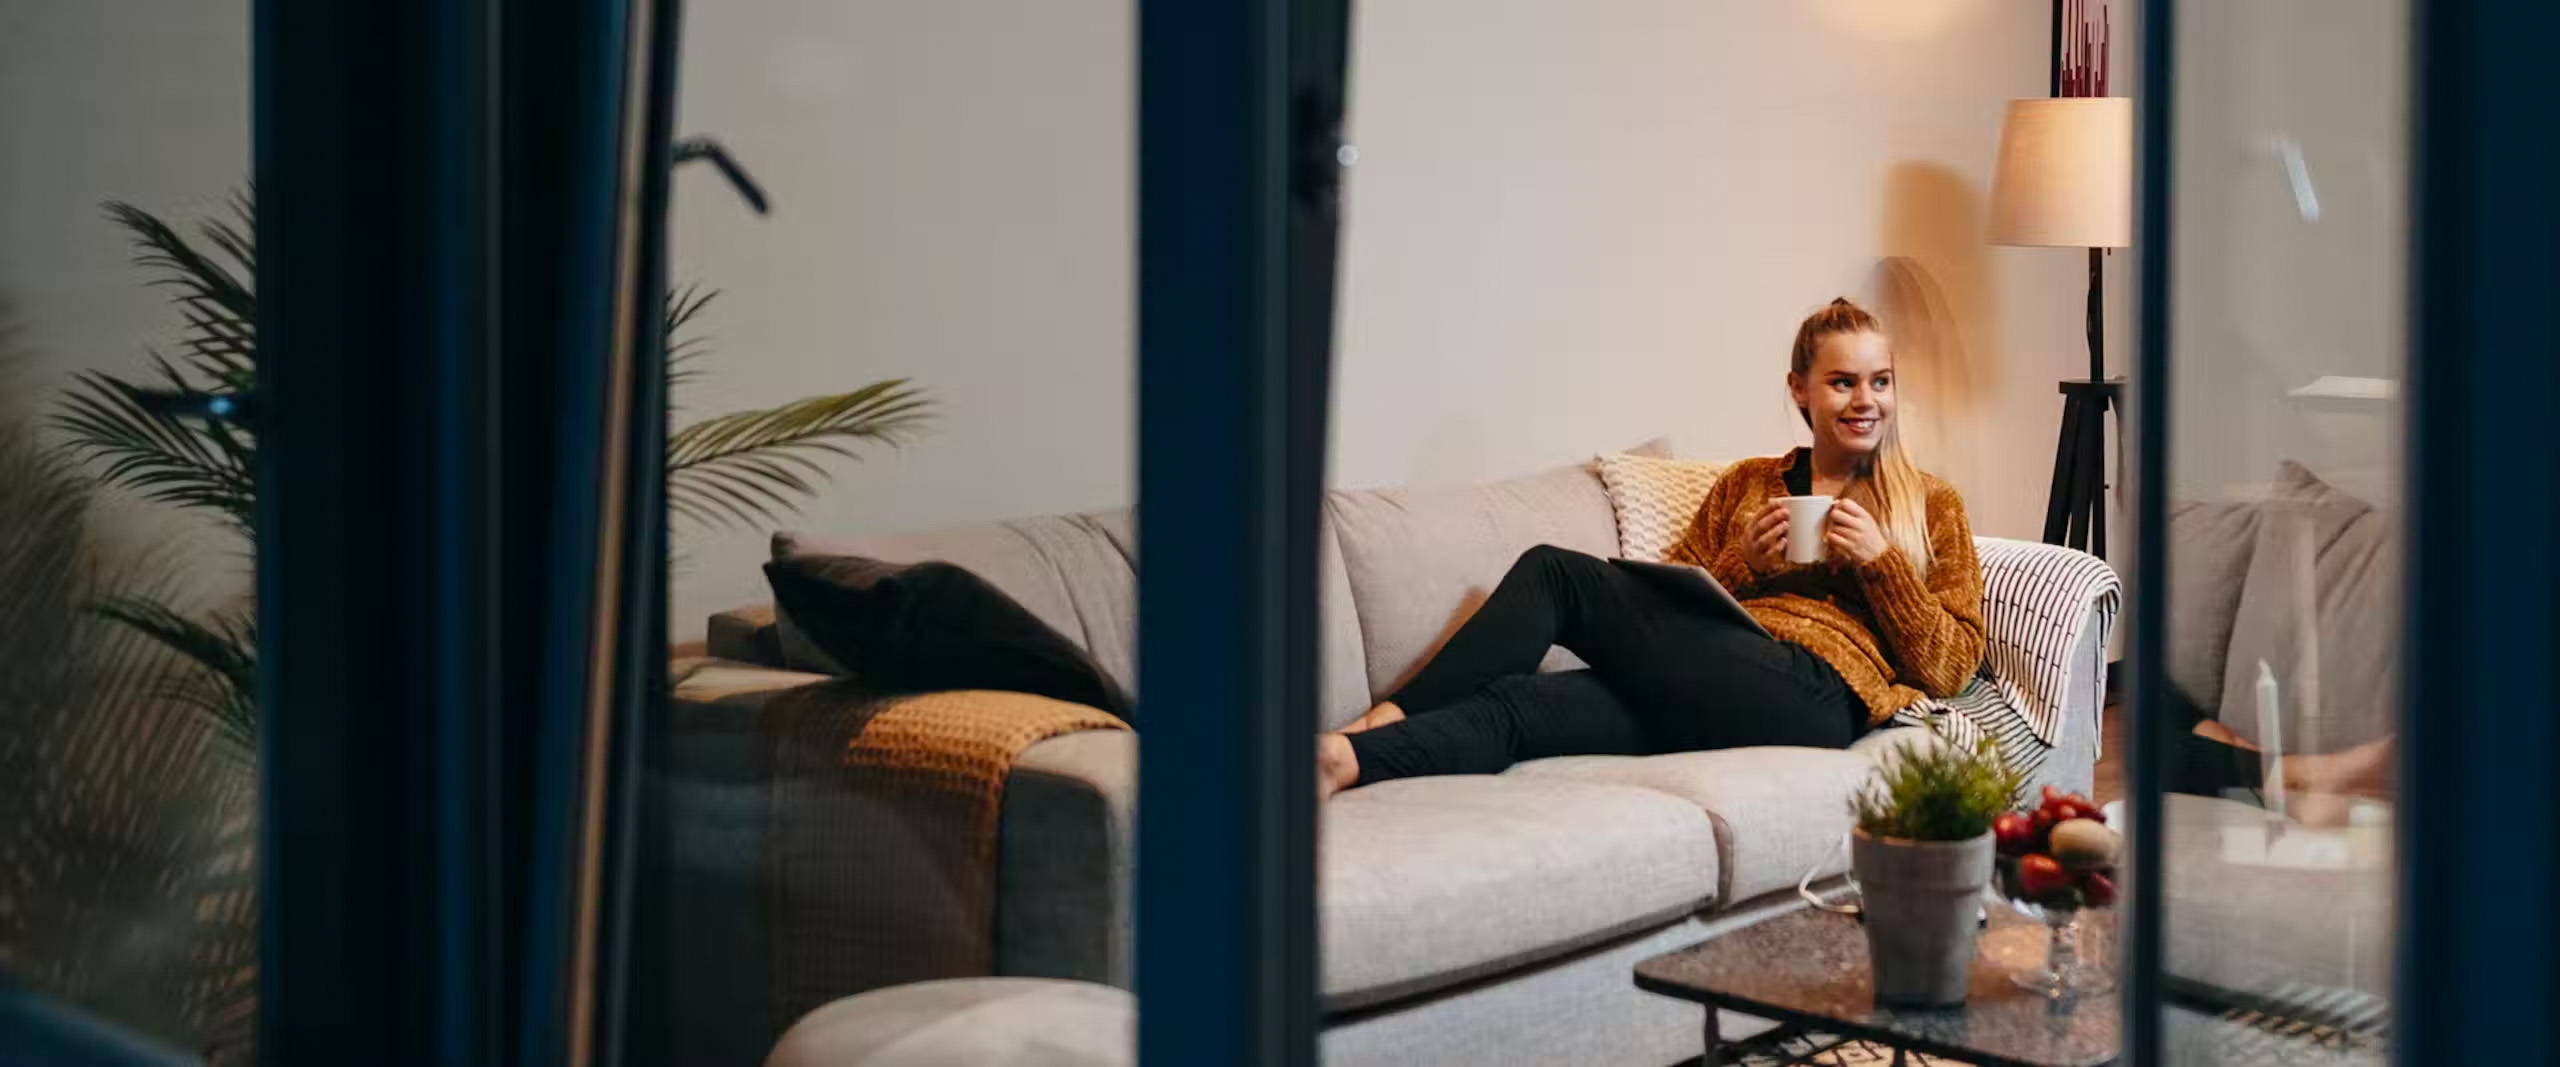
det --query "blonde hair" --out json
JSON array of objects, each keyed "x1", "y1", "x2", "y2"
[{"x1": 1790, "y1": 298, "x2": 1933, "y2": 578}]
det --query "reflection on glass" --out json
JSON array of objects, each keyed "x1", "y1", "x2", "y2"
[
  {"x1": 639, "y1": 4, "x2": 1136, "y2": 1064},
  {"x1": 0, "y1": 195, "x2": 262, "y2": 1054},
  {"x1": 0, "y1": 5, "x2": 257, "y2": 1059},
  {"x1": 2161, "y1": 0, "x2": 2404, "y2": 1059}
]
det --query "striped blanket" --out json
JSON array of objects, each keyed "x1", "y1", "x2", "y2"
[{"x1": 1889, "y1": 537, "x2": 2122, "y2": 782}]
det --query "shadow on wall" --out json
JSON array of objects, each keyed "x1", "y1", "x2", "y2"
[{"x1": 1874, "y1": 160, "x2": 1999, "y2": 502}]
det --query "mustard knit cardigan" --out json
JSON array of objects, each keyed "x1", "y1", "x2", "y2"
[{"x1": 1665, "y1": 454, "x2": 1987, "y2": 725}]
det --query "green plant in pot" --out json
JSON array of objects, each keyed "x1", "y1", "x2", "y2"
[
  {"x1": 1846, "y1": 724, "x2": 2026, "y2": 1006},
  {"x1": 52, "y1": 193, "x2": 928, "y2": 734}
]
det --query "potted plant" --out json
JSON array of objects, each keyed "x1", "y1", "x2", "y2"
[
  {"x1": 53, "y1": 193, "x2": 929, "y2": 738},
  {"x1": 1847, "y1": 727, "x2": 2025, "y2": 1006}
]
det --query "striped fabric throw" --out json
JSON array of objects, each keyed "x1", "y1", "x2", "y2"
[{"x1": 1891, "y1": 537, "x2": 2122, "y2": 780}]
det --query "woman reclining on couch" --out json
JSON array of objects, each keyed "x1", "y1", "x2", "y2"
[{"x1": 1318, "y1": 298, "x2": 1984, "y2": 799}]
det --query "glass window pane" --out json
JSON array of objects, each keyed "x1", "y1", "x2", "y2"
[
  {"x1": 637, "y1": 4, "x2": 1135, "y2": 1063},
  {"x1": 2160, "y1": 0, "x2": 2404, "y2": 1058},
  {"x1": 0, "y1": 4, "x2": 258, "y2": 1061}
]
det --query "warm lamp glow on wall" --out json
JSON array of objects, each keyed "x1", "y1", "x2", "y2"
[{"x1": 1989, "y1": 94, "x2": 2131, "y2": 552}]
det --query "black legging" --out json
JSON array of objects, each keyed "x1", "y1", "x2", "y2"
[
  {"x1": 1344, "y1": 545, "x2": 1870, "y2": 784},
  {"x1": 2167, "y1": 685, "x2": 2267, "y2": 797}
]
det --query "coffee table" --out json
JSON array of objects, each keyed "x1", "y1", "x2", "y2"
[{"x1": 1635, "y1": 904, "x2": 2117, "y2": 1067}]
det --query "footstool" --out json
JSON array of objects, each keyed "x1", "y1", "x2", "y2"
[{"x1": 765, "y1": 978, "x2": 1134, "y2": 1067}]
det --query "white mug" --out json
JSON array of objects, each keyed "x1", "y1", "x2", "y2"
[{"x1": 1782, "y1": 495, "x2": 1835, "y2": 564}]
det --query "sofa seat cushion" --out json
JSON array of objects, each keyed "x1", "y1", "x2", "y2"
[
  {"x1": 1320, "y1": 775, "x2": 1718, "y2": 1011},
  {"x1": 1506, "y1": 728, "x2": 1940, "y2": 905}
]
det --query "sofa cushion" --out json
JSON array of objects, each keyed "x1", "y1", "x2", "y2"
[
  {"x1": 1507, "y1": 728, "x2": 1941, "y2": 905},
  {"x1": 2166, "y1": 497, "x2": 2265, "y2": 711},
  {"x1": 1326, "y1": 460, "x2": 1627, "y2": 700},
  {"x1": 778, "y1": 509, "x2": 1372, "y2": 728},
  {"x1": 1595, "y1": 451, "x2": 1727, "y2": 562},
  {"x1": 763, "y1": 556, "x2": 1133, "y2": 718},
  {"x1": 1320, "y1": 775, "x2": 1718, "y2": 1011},
  {"x1": 1314, "y1": 519, "x2": 1376, "y2": 729},
  {"x1": 776, "y1": 511, "x2": 1139, "y2": 693},
  {"x1": 2215, "y1": 464, "x2": 2398, "y2": 749}
]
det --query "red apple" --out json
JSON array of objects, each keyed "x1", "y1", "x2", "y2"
[
  {"x1": 2017, "y1": 853, "x2": 2072, "y2": 898},
  {"x1": 2031, "y1": 806, "x2": 2059, "y2": 841},
  {"x1": 2047, "y1": 801, "x2": 2086, "y2": 824},
  {"x1": 2041, "y1": 785, "x2": 2066, "y2": 807},
  {"x1": 2067, "y1": 793, "x2": 2103, "y2": 822},
  {"x1": 2079, "y1": 870, "x2": 2118, "y2": 908},
  {"x1": 1994, "y1": 812, "x2": 2039, "y2": 856}
]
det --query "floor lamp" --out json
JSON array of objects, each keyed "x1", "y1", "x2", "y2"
[{"x1": 1990, "y1": 96, "x2": 2132, "y2": 555}]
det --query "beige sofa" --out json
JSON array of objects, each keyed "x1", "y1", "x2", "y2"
[{"x1": 667, "y1": 452, "x2": 2117, "y2": 1066}]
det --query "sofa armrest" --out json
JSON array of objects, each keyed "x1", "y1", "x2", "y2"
[
  {"x1": 705, "y1": 605, "x2": 785, "y2": 667},
  {"x1": 758, "y1": 683, "x2": 1132, "y2": 1030},
  {"x1": 652, "y1": 657, "x2": 833, "y2": 1065},
  {"x1": 1972, "y1": 538, "x2": 2121, "y2": 744},
  {"x1": 2021, "y1": 603, "x2": 2110, "y2": 798},
  {"x1": 997, "y1": 730, "x2": 1136, "y2": 987}
]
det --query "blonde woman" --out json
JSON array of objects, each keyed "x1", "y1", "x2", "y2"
[{"x1": 1319, "y1": 299, "x2": 1986, "y2": 798}]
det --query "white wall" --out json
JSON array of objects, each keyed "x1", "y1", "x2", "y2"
[
  {"x1": 666, "y1": 0, "x2": 2138, "y2": 637},
  {"x1": 0, "y1": 5, "x2": 254, "y2": 607},
  {"x1": 2169, "y1": 0, "x2": 2404, "y2": 506},
  {"x1": 0, "y1": 1, "x2": 2144, "y2": 640},
  {"x1": 1333, "y1": 0, "x2": 2135, "y2": 546},
  {"x1": 665, "y1": 0, "x2": 1135, "y2": 635}
]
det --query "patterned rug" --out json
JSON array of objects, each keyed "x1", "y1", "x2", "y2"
[
  {"x1": 1715, "y1": 1000, "x2": 2390, "y2": 1066},
  {"x1": 1720, "y1": 1026, "x2": 1967, "y2": 1066}
]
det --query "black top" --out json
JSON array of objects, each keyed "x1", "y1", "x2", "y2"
[{"x1": 1784, "y1": 447, "x2": 1815, "y2": 496}]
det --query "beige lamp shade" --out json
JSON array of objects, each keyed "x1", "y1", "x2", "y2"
[{"x1": 1988, "y1": 97, "x2": 2132, "y2": 248}]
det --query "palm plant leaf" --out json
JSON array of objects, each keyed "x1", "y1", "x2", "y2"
[
  {"x1": 53, "y1": 359, "x2": 257, "y2": 535},
  {"x1": 666, "y1": 379, "x2": 930, "y2": 531},
  {"x1": 3, "y1": 329, "x2": 260, "y2": 1059},
  {"x1": 87, "y1": 594, "x2": 258, "y2": 748},
  {"x1": 665, "y1": 283, "x2": 717, "y2": 396},
  {"x1": 54, "y1": 200, "x2": 261, "y2": 537},
  {"x1": 104, "y1": 198, "x2": 257, "y2": 385}
]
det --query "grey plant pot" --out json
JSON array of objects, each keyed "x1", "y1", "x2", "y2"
[{"x1": 1850, "y1": 827, "x2": 1994, "y2": 1006}]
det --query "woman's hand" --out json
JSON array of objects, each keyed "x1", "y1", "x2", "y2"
[
  {"x1": 1826, "y1": 498, "x2": 1891, "y2": 566},
  {"x1": 1742, "y1": 503, "x2": 1790, "y2": 573}
]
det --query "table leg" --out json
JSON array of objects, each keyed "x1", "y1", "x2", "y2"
[
  {"x1": 1701, "y1": 1008, "x2": 1720, "y2": 1067},
  {"x1": 1893, "y1": 1048, "x2": 1908, "y2": 1067}
]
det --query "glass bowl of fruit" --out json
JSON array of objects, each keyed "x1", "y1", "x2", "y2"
[{"x1": 1991, "y1": 786, "x2": 2121, "y2": 998}]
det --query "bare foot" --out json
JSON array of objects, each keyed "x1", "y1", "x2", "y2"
[
  {"x1": 1317, "y1": 733, "x2": 1360, "y2": 801},
  {"x1": 1341, "y1": 701, "x2": 1406, "y2": 734},
  {"x1": 2283, "y1": 736, "x2": 2397, "y2": 799}
]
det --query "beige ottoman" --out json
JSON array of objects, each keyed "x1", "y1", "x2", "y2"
[{"x1": 766, "y1": 978, "x2": 1133, "y2": 1067}]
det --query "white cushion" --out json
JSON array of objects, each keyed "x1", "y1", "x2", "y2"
[{"x1": 1594, "y1": 451, "x2": 1727, "y2": 562}]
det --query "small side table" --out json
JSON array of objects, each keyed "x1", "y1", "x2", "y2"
[{"x1": 1635, "y1": 905, "x2": 2118, "y2": 1067}]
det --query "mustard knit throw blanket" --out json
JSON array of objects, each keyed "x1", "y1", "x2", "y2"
[{"x1": 763, "y1": 681, "x2": 1128, "y2": 1030}]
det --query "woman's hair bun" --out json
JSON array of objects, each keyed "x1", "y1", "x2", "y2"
[{"x1": 1829, "y1": 296, "x2": 1853, "y2": 307}]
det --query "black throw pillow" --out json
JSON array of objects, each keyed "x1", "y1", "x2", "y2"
[{"x1": 763, "y1": 554, "x2": 1133, "y2": 720}]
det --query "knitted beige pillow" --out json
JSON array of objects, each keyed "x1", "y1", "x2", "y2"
[{"x1": 1595, "y1": 451, "x2": 1727, "y2": 561}]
